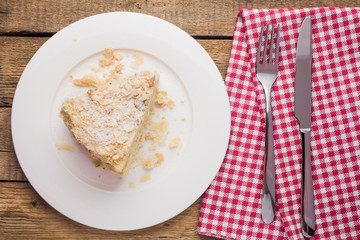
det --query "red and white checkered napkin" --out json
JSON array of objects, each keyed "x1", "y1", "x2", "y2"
[{"x1": 198, "y1": 8, "x2": 360, "y2": 239}]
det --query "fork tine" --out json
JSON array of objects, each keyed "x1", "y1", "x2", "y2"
[
  {"x1": 275, "y1": 24, "x2": 280, "y2": 65},
  {"x1": 263, "y1": 24, "x2": 270, "y2": 64},
  {"x1": 269, "y1": 24, "x2": 275, "y2": 64},
  {"x1": 256, "y1": 24, "x2": 264, "y2": 66}
]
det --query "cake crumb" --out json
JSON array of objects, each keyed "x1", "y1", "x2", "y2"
[
  {"x1": 168, "y1": 136, "x2": 181, "y2": 149},
  {"x1": 56, "y1": 141, "x2": 75, "y2": 151},
  {"x1": 143, "y1": 152, "x2": 164, "y2": 168},
  {"x1": 98, "y1": 174, "x2": 102, "y2": 179},
  {"x1": 146, "y1": 117, "x2": 169, "y2": 149},
  {"x1": 140, "y1": 174, "x2": 151, "y2": 182},
  {"x1": 181, "y1": 115, "x2": 186, "y2": 120},
  {"x1": 180, "y1": 97, "x2": 186, "y2": 103},
  {"x1": 131, "y1": 53, "x2": 144, "y2": 69},
  {"x1": 108, "y1": 63, "x2": 123, "y2": 80},
  {"x1": 72, "y1": 73, "x2": 105, "y2": 87},
  {"x1": 99, "y1": 48, "x2": 115, "y2": 67},
  {"x1": 155, "y1": 91, "x2": 175, "y2": 109},
  {"x1": 167, "y1": 99, "x2": 175, "y2": 109},
  {"x1": 129, "y1": 181, "x2": 136, "y2": 188}
]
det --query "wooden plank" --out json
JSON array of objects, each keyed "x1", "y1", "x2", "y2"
[
  {"x1": 0, "y1": 0, "x2": 357, "y2": 36},
  {"x1": 0, "y1": 108, "x2": 25, "y2": 181},
  {"x1": 0, "y1": 36, "x2": 232, "y2": 107},
  {"x1": 0, "y1": 151, "x2": 26, "y2": 181},
  {"x1": 0, "y1": 182, "x2": 214, "y2": 239},
  {"x1": 0, "y1": 108, "x2": 13, "y2": 151},
  {"x1": 0, "y1": 37, "x2": 47, "y2": 106},
  {"x1": 247, "y1": 0, "x2": 359, "y2": 8},
  {"x1": 0, "y1": 0, "x2": 240, "y2": 36}
]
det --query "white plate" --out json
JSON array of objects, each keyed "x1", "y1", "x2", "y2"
[{"x1": 11, "y1": 12, "x2": 230, "y2": 231}]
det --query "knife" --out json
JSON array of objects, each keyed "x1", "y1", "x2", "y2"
[{"x1": 294, "y1": 16, "x2": 316, "y2": 238}]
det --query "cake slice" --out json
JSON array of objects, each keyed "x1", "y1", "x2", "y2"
[{"x1": 61, "y1": 71, "x2": 159, "y2": 176}]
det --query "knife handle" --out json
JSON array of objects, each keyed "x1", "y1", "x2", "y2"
[
  {"x1": 261, "y1": 91, "x2": 276, "y2": 224},
  {"x1": 301, "y1": 130, "x2": 316, "y2": 237}
]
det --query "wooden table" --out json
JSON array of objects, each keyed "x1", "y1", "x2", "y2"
[{"x1": 1, "y1": 1, "x2": 358, "y2": 239}]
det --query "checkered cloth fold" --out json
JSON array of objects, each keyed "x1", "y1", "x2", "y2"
[{"x1": 198, "y1": 8, "x2": 360, "y2": 239}]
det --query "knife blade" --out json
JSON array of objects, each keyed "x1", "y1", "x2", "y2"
[{"x1": 294, "y1": 16, "x2": 316, "y2": 238}]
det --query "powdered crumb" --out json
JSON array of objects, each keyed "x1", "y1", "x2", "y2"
[{"x1": 56, "y1": 141, "x2": 75, "y2": 151}]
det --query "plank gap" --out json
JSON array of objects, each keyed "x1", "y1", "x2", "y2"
[
  {"x1": 0, "y1": 180, "x2": 28, "y2": 183},
  {"x1": 0, "y1": 31, "x2": 55, "y2": 37},
  {"x1": 0, "y1": 32, "x2": 234, "y2": 40},
  {"x1": 194, "y1": 35, "x2": 233, "y2": 40}
]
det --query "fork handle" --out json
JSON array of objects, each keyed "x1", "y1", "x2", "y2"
[{"x1": 261, "y1": 90, "x2": 276, "y2": 224}]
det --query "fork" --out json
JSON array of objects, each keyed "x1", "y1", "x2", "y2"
[{"x1": 255, "y1": 24, "x2": 280, "y2": 224}]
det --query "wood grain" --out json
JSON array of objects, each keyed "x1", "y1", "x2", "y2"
[
  {"x1": 0, "y1": 0, "x2": 240, "y2": 36},
  {"x1": 0, "y1": 36, "x2": 232, "y2": 107},
  {"x1": 0, "y1": 37, "x2": 48, "y2": 106},
  {"x1": 1, "y1": 0, "x2": 357, "y2": 36},
  {"x1": 0, "y1": 151, "x2": 26, "y2": 181},
  {"x1": 0, "y1": 108, "x2": 13, "y2": 151},
  {"x1": 0, "y1": 182, "x2": 214, "y2": 239}
]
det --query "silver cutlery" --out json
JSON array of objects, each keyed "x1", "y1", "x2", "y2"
[
  {"x1": 294, "y1": 16, "x2": 316, "y2": 238},
  {"x1": 255, "y1": 24, "x2": 280, "y2": 224}
]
